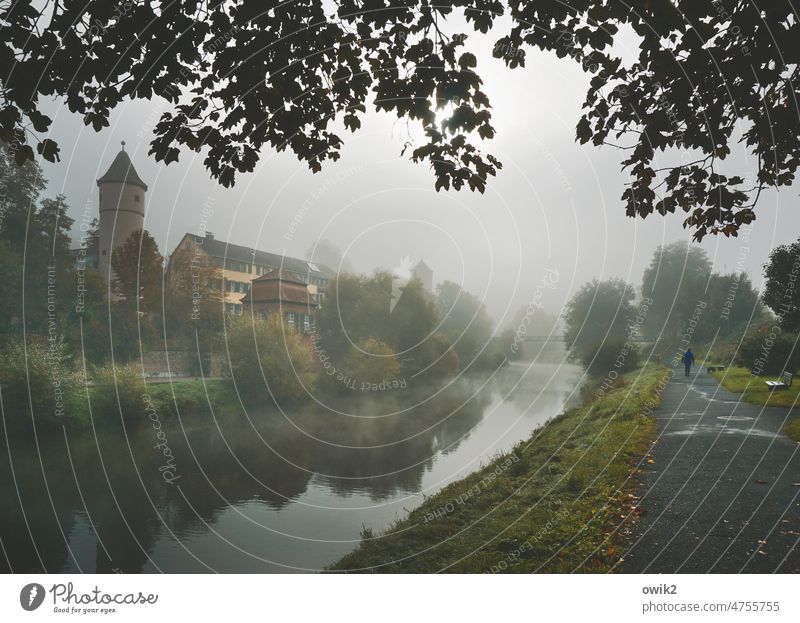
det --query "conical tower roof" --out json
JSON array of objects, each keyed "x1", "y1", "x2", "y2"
[{"x1": 97, "y1": 142, "x2": 148, "y2": 190}]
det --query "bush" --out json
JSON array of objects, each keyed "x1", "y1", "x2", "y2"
[
  {"x1": 0, "y1": 338, "x2": 82, "y2": 430},
  {"x1": 403, "y1": 333, "x2": 461, "y2": 382},
  {"x1": 336, "y1": 339, "x2": 402, "y2": 392},
  {"x1": 579, "y1": 338, "x2": 640, "y2": 376},
  {"x1": 735, "y1": 325, "x2": 799, "y2": 375},
  {"x1": 91, "y1": 363, "x2": 147, "y2": 423},
  {"x1": 226, "y1": 314, "x2": 317, "y2": 402}
]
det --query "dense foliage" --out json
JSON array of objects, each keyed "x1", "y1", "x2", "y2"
[
  {"x1": 225, "y1": 314, "x2": 318, "y2": 403},
  {"x1": 563, "y1": 278, "x2": 636, "y2": 357},
  {"x1": 762, "y1": 241, "x2": 800, "y2": 331},
  {"x1": 735, "y1": 325, "x2": 799, "y2": 376},
  {"x1": 3, "y1": 2, "x2": 798, "y2": 237},
  {"x1": 315, "y1": 272, "x2": 463, "y2": 383}
]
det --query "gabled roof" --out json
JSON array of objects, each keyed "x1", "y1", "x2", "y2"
[
  {"x1": 413, "y1": 260, "x2": 432, "y2": 272},
  {"x1": 183, "y1": 233, "x2": 335, "y2": 279},
  {"x1": 97, "y1": 144, "x2": 148, "y2": 191}
]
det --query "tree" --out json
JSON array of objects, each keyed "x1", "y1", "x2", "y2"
[
  {"x1": 315, "y1": 272, "x2": 391, "y2": 359},
  {"x1": 563, "y1": 278, "x2": 635, "y2": 357},
  {"x1": 111, "y1": 229, "x2": 164, "y2": 313},
  {"x1": 763, "y1": 241, "x2": 800, "y2": 331},
  {"x1": 436, "y1": 280, "x2": 493, "y2": 368},
  {"x1": 338, "y1": 338, "x2": 401, "y2": 389},
  {"x1": 226, "y1": 314, "x2": 317, "y2": 402},
  {"x1": 701, "y1": 272, "x2": 763, "y2": 339},
  {"x1": 640, "y1": 241, "x2": 712, "y2": 339},
  {"x1": 0, "y1": 148, "x2": 76, "y2": 337},
  {"x1": 4, "y1": 3, "x2": 797, "y2": 238},
  {"x1": 163, "y1": 244, "x2": 225, "y2": 343},
  {"x1": 386, "y1": 279, "x2": 444, "y2": 375},
  {"x1": 315, "y1": 271, "x2": 457, "y2": 379}
]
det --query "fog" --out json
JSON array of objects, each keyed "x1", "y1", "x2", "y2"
[{"x1": 38, "y1": 22, "x2": 793, "y2": 327}]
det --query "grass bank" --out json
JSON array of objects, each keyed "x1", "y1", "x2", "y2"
[
  {"x1": 711, "y1": 367, "x2": 800, "y2": 441},
  {"x1": 329, "y1": 363, "x2": 669, "y2": 573}
]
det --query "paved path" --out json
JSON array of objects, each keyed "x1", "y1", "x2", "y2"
[{"x1": 622, "y1": 366, "x2": 800, "y2": 573}]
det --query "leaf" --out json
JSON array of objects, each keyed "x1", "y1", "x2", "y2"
[
  {"x1": 37, "y1": 139, "x2": 60, "y2": 162},
  {"x1": 458, "y1": 52, "x2": 477, "y2": 69},
  {"x1": 576, "y1": 116, "x2": 592, "y2": 144}
]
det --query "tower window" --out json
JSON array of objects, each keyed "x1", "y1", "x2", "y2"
[{"x1": 134, "y1": 194, "x2": 140, "y2": 202}]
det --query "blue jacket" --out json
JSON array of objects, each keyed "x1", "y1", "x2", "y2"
[{"x1": 683, "y1": 351, "x2": 695, "y2": 365}]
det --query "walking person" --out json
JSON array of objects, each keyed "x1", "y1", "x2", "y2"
[{"x1": 683, "y1": 348, "x2": 695, "y2": 377}]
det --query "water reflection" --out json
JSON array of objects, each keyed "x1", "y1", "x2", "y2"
[{"x1": 0, "y1": 360, "x2": 581, "y2": 572}]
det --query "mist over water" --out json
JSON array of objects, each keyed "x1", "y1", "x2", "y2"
[{"x1": 0, "y1": 351, "x2": 580, "y2": 573}]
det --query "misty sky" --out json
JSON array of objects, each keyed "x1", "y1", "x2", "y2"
[{"x1": 37, "y1": 20, "x2": 794, "y2": 327}]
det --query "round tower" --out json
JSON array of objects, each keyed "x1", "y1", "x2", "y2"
[{"x1": 97, "y1": 141, "x2": 147, "y2": 281}]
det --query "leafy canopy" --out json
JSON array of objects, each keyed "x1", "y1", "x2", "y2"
[
  {"x1": 3, "y1": 1, "x2": 798, "y2": 238},
  {"x1": 763, "y1": 240, "x2": 800, "y2": 331}
]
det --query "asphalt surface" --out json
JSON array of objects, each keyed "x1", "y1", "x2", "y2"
[{"x1": 622, "y1": 365, "x2": 800, "y2": 573}]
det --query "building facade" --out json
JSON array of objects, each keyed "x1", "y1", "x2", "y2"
[
  {"x1": 240, "y1": 269, "x2": 318, "y2": 331},
  {"x1": 169, "y1": 232, "x2": 334, "y2": 315},
  {"x1": 97, "y1": 142, "x2": 147, "y2": 281}
]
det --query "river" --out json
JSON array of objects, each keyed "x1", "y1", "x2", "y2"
[{"x1": 0, "y1": 357, "x2": 582, "y2": 572}]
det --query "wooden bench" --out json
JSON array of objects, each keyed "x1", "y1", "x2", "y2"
[
  {"x1": 766, "y1": 371, "x2": 793, "y2": 391},
  {"x1": 706, "y1": 365, "x2": 726, "y2": 372}
]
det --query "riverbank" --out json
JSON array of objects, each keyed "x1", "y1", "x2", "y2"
[
  {"x1": 329, "y1": 362, "x2": 668, "y2": 573},
  {"x1": 710, "y1": 366, "x2": 800, "y2": 441}
]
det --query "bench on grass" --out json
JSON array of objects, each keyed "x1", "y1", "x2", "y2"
[
  {"x1": 706, "y1": 365, "x2": 725, "y2": 372},
  {"x1": 765, "y1": 371, "x2": 793, "y2": 391}
]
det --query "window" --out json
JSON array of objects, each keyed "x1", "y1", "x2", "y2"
[
  {"x1": 134, "y1": 194, "x2": 140, "y2": 202},
  {"x1": 260, "y1": 311, "x2": 268, "y2": 321},
  {"x1": 303, "y1": 314, "x2": 310, "y2": 332},
  {"x1": 286, "y1": 312, "x2": 296, "y2": 326}
]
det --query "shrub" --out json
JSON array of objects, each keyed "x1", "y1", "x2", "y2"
[
  {"x1": 337, "y1": 339, "x2": 402, "y2": 391},
  {"x1": 735, "y1": 325, "x2": 799, "y2": 375},
  {"x1": 579, "y1": 338, "x2": 640, "y2": 376},
  {"x1": 0, "y1": 338, "x2": 82, "y2": 430},
  {"x1": 421, "y1": 332, "x2": 460, "y2": 380},
  {"x1": 226, "y1": 314, "x2": 317, "y2": 402},
  {"x1": 91, "y1": 363, "x2": 147, "y2": 423}
]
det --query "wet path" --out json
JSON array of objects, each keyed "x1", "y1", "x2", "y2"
[{"x1": 623, "y1": 366, "x2": 800, "y2": 572}]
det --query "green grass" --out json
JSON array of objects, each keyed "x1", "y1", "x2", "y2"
[
  {"x1": 329, "y1": 363, "x2": 669, "y2": 573},
  {"x1": 711, "y1": 366, "x2": 800, "y2": 441},
  {"x1": 144, "y1": 378, "x2": 241, "y2": 418},
  {"x1": 711, "y1": 366, "x2": 800, "y2": 408},
  {"x1": 82, "y1": 378, "x2": 242, "y2": 424},
  {"x1": 785, "y1": 419, "x2": 800, "y2": 443}
]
